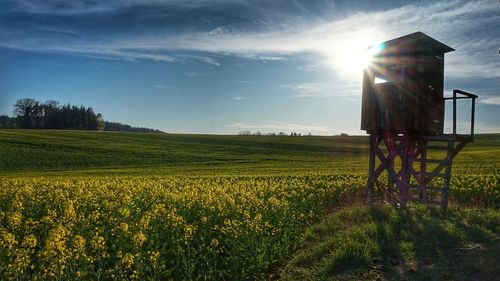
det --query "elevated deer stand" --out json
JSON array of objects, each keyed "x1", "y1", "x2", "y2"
[{"x1": 361, "y1": 32, "x2": 477, "y2": 209}]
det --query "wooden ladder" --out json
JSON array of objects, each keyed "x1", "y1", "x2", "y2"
[{"x1": 409, "y1": 139, "x2": 451, "y2": 208}]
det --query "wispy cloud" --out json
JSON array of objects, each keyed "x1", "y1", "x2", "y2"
[
  {"x1": 154, "y1": 84, "x2": 180, "y2": 94},
  {"x1": 228, "y1": 120, "x2": 329, "y2": 133},
  {"x1": 474, "y1": 122, "x2": 500, "y2": 133},
  {"x1": 184, "y1": 72, "x2": 199, "y2": 77},
  {"x1": 481, "y1": 96, "x2": 500, "y2": 105},
  {"x1": 1, "y1": 0, "x2": 498, "y2": 79},
  {"x1": 0, "y1": 42, "x2": 180, "y2": 63},
  {"x1": 232, "y1": 96, "x2": 247, "y2": 100},
  {"x1": 35, "y1": 26, "x2": 78, "y2": 35},
  {"x1": 177, "y1": 54, "x2": 220, "y2": 66},
  {"x1": 284, "y1": 82, "x2": 360, "y2": 98},
  {"x1": 1, "y1": 0, "x2": 230, "y2": 15}
]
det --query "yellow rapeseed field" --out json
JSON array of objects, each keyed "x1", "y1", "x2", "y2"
[{"x1": 0, "y1": 174, "x2": 364, "y2": 280}]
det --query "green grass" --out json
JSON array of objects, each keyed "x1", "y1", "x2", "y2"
[
  {"x1": 0, "y1": 130, "x2": 498, "y2": 176},
  {"x1": 279, "y1": 205, "x2": 500, "y2": 281},
  {"x1": 0, "y1": 130, "x2": 369, "y2": 175}
]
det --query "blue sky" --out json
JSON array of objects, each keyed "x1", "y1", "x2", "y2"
[{"x1": 1, "y1": 0, "x2": 499, "y2": 134}]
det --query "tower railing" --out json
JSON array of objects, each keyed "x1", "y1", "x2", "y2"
[{"x1": 444, "y1": 89, "x2": 478, "y2": 138}]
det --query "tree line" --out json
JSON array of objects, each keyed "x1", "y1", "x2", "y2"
[
  {"x1": 0, "y1": 98, "x2": 104, "y2": 130},
  {"x1": 0, "y1": 98, "x2": 163, "y2": 133},
  {"x1": 238, "y1": 130, "x2": 313, "y2": 136},
  {"x1": 103, "y1": 121, "x2": 163, "y2": 133}
]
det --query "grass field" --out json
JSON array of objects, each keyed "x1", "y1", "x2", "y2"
[
  {"x1": 0, "y1": 130, "x2": 369, "y2": 175},
  {"x1": 0, "y1": 130, "x2": 498, "y2": 280}
]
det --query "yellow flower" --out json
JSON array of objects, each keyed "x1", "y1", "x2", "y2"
[
  {"x1": 184, "y1": 225, "x2": 194, "y2": 241},
  {"x1": 90, "y1": 235, "x2": 105, "y2": 251},
  {"x1": 42, "y1": 226, "x2": 69, "y2": 278},
  {"x1": 64, "y1": 203, "x2": 77, "y2": 222},
  {"x1": 140, "y1": 215, "x2": 150, "y2": 229},
  {"x1": 90, "y1": 211, "x2": 100, "y2": 221},
  {"x1": 133, "y1": 232, "x2": 146, "y2": 248},
  {"x1": 72, "y1": 235, "x2": 86, "y2": 252},
  {"x1": 10, "y1": 199, "x2": 23, "y2": 210},
  {"x1": 210, "y1": 238, "x2": 219, "y2": 247},
  {"x1": 119, "y1": 223, "x2": 129, "y2": 233},
  {"x1": 21, "y1": 234, "x2": 37, "y2": 249},
  {"x1": 0, "y1": 230, "x2": 18, "y2": 248},
  {"x1": 118, "y1": 207, "x2": 130, "y2": 218},
  {"x1": 148, "y1": 251, "x2": 160, "y2": 266},
  {"x1": 121, "y1": 252, "x2": 135, "y2": 269},
  {"x1": 45, "y1": 225, "x2": 68, "y2": 253},
  {"x1": 7, "y1": 212, "x2": 22, "y2": 229}
]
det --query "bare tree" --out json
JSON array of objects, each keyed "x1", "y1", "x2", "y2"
[{"x1": 13, "y1": 98, "x2": 38, "y2": 128}]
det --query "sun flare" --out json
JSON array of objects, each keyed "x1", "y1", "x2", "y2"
[{"x1": 326, "y1": 30, "x2": 382, "y2": 78}]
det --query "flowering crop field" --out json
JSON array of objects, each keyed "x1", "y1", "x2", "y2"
[
  {"x1": 0, "y1": 175, "x2": 365, "y2": 280},
  {"x1": 0, "y1": 130, "x2": 498, "y2": 280}
]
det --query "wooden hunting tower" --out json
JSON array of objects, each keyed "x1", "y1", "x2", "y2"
[{"x1": 362, "y1": 32, "x2": 478, "y2": 209}]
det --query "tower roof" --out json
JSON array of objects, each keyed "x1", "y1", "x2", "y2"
[{"x1": 373, "y1": 31, "x2": 454, "y2": 55}]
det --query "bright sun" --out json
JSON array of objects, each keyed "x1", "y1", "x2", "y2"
[{"x1": 326, "y1": 30, "x2": 382, "y2": 78}]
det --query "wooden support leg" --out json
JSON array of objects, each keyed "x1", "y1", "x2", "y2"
[
  {"x1": 441, "y1": 140, "x2": 454, "y2": 211},
  {"x1": 387, "y1": 155, "x2": 395, "y2": 205},
  {"x1": 366, "y1": 135, "x2": 376, "y2": 204},
  {"x1": 419, "y1": 139, "x2": 427, "y2": 200},
  {"x1": 399, "y1": 136, "x2": 413, "y2": 209},
  {"x1": 383, "y1": 136, "x2": 393, "y2": 205}
]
